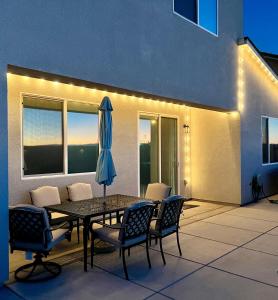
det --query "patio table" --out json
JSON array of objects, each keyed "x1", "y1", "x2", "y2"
[
  {"x1": 46, "y1": 194, "x2": 195, "y2": 272},
  {"x1": 47, "y1": 194, "x2": 157, "y2": 271}
]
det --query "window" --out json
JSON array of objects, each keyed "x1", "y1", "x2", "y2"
[
  {"x1": 173, "y1": 0, "x2": 218, "y2": 35},
  {"x1": 262, "y1": 116, "x2": 278, "y2": 164},
  {"x1": 67, "y1": 102, "x2": 99, "y2": 174},
  {"x1": 23, "y1": 97, "x2": 64, "y2": 175},
  {"x1": 23, "y1": 96, "x2": 99, "y2": 176}
]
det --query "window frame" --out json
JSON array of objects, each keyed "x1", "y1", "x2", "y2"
[
  {"x1": 173, "y1": 0, "x2": 219, "y2": 37},
  {"x1": 261, "y1": 115, "x2": 278, "y2": 166},
  {"x1": 21, "y1": 93, "x2": 99, "y2": 179}
]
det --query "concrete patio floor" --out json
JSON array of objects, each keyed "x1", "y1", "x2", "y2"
[{"x1": 3, "y1": 199, "x2": 278, "y2": 300}]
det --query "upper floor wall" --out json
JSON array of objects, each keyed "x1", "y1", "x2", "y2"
[{"x1": 0, "y1": 0, "x2": 243, "y2": 110}]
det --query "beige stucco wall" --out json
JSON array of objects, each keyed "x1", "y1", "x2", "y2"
[
  {"x1": 191, "y1": 108, "x2": 241, "y2": 204},
  {"x1": 240, "y1": 48, "x2": 278, "y2": 204},
  {"x1": 8, "y1": 74, "x2": 190, "y2": 205}
]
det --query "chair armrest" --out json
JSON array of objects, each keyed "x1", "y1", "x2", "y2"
[
  {"x1": 151, "y1": 217, "x2": 162, "y2": 221},
  {"x1": 90, "y1": 220, "x2": 126, "y2": 231},
  {"x1": 50, "y1": 222, "x2": 68, "y2": 231}
]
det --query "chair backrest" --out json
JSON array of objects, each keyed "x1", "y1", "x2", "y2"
[
  {"x1": 67, "y1": 183, "x2": 93, "y2": 201},
  {"x1": 119, "y1": 201, "x2": 155, "y2": 243},
  {"x1": 155, "y1": 195, "x2": 185, "y2": 232},
  {"x1": 145, "y1": 183, "x2": 171, "y2": 201},
  {"x1": 9, "y1": 205, "x2": 52, "y2": 250},
  {"x1": 30, "y1": 186, "x2": 61, "y2": 207}
]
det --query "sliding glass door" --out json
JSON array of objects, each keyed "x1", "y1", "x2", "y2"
[
  {"x1": 139, "y1": 115, "x2": 159, "y2": 196},
  {"x1": 139, "y1": 115, "x2": 178, "y2": 196},
  {"x1": 161, "y1": 117, "x2": 178, "y2": 194}
]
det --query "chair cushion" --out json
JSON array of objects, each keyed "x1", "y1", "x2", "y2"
[
  {"x1": 145, "y1": 183, "x2": 171, "y2": 201},
  {"x1": 150, "y1": 222, "x2": 176, "y2": 237},
  {"x1": 93, "y1": 226, "x2": 121, "y2": 246},
  {"x1": 50, "y1": 228, "x2": 69, "y2": 248},
  {"x1": 30, "y1": 186, "x2": 61, "y2": 207},
  {"x1": 67, "y1": 183, "x2": 93, "y2": 201},
  {"x1": 93, "y1": 226, "x2": 147, "y2": 248}
]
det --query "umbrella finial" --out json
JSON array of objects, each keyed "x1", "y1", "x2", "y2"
[{"x1": 99, "y1": 96, "x2": 113, "y2": 111}]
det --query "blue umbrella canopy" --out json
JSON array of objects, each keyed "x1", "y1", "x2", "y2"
[{"x1": 95, "y1": 96, "x2": 116, "y2": 196}]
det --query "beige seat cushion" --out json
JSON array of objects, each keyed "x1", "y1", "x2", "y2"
[
  {"x1": 30, "y1": 186, "x2": 61, "y2": 207},
  {"x1": 51, "y1": 212, "x2": 69, "y2": 219},
  {"x1": 67, "y1": 183, "x2": 93, "y2": 201},
  {"x1": 145, "y1": 183, "x2": 171, "y2": 201}
]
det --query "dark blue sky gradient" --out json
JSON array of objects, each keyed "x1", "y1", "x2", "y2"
[{"x1": 244, "y1": 0, "x2": 278, "y2": 54}]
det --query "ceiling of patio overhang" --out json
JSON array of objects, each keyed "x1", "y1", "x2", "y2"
[{"x1": 7, "y1": 64, "x2": 233, "y2": 113}]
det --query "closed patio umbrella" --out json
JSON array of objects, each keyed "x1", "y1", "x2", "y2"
[{"x1": 95, "y1": 96, "x2": 116, "y2": 198}]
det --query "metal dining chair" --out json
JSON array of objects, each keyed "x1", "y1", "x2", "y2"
[
  {"x1": 90, "y1": 201, "x2": 155, "y2": 280},
  {"x1": 145, "y1": 183, "x2": 172, "y2": 200},
  {"x1": 149, "y1": 195, "x2": 185, "y2": 265},
  {"x1": 9, "y1": 205, "x2": 71, "y2": 282},
  {"x1": 30, "y1": 186, "x2": 79, "y2": 242}
]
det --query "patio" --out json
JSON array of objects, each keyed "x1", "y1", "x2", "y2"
[{"x1": 4, "y1": 198, "x2": 278, "y2": 300}]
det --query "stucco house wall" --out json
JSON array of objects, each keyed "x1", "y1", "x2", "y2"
[
  {"x1": 240, "y1": 49, "x2": 278, "y2": 205},
  {"x1": 191, "y1": 108, "x2": 241, "y2": 204},
  {"x1": 8, "y1": 74, "x2": 189, "y2": 205},
  {"x1": 0, "y1": 0, "x2": 243, "y2": 283}
]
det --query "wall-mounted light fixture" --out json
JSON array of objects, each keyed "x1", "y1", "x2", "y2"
[{"x1": 183, "y1": 124, "x2": 190, "y2": 133}]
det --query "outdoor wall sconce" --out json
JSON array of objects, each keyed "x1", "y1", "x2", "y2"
[{"x1": 183, "y1": 124, "x2": 190, "y2": 133}]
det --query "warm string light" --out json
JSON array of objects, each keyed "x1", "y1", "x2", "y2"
[
  {"x1": 241, "y1": 44, "x2": 278, "y2": 86},
  {"x1": 237, "y1": 48, "x2": 245, "y2": 112},
  {"x1": 184, "y1": 106, "x2": 191, "y2": 196},
  {"x1": 8, "y1": 73, "x2": 189, "y2": 112}
]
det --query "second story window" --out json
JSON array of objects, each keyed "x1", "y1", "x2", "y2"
[{"x1": 173, "y1": 0, "x2": 218, "y2": 35}]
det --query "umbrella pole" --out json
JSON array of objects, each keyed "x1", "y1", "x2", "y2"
[{"x1": 104, "y1": 184, "x2": 106, "y2": 198}]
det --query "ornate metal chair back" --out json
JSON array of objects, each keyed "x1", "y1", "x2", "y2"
[
  {"x1": 9, "y1": 205, "x2": 52, "y2": 250},
  {"x1": 119, "y1": 201, "x2": 155, "y2": 243},
  {"x1": 156, "y1": 195, "x2": 185, "y2": 232}
]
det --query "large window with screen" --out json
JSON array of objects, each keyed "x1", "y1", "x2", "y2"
[{"x1": 22, "y1": 96, "x2": 99, "y2": 176}]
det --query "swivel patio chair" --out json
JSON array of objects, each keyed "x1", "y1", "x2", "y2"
[
  {"x1": 30, "y1": 186, "x2": 80, "y2": 242},
  {"x1": 9, "y1": 205, "x2": 71, "y2": 282},
  {"x1": 149, "y1": 195, "x2": 185, "y2": 265},
  {"x1": 90, "y1": 201, "x2": 155, "y2": 280}
]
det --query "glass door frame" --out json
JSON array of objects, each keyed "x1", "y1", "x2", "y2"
[{"x1": 137, "y1": 111, "x2": 180, "y2": 196}]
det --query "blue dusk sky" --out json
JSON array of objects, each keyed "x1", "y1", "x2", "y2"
[{"x1": 244, "y1": 0, "x2": 278, "y2": 54}]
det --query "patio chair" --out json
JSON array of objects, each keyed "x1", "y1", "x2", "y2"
[
  {"x1": 149, "y1": 195, "x2": 185, "y2": 265},
  {"x1": 67, "y1": 183, "x2": 93, "y2": 202},
  {"x1": 145, "y1": 183, "x2": 172, "y2": 200},
  {"x1": 30, "y1": 186, "x2": 80, "y2": 242},
  {"x1": 67, "y1": 182, "x2": 112, "y2": 225},
  {"x1": 90, "y1": 201, "x2": 155, "y2": 280},
  {"x1": 9, "y1": 205, "x2": 71, "y2": 282}
]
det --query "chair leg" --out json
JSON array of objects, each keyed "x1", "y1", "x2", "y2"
[
  {"x1": 176, "y1": 231, "x2": 182, "y2": 256},
  {"x1": 122, "y1": 248, "x2": 129, "y2": 280},
  {"x1": 90, "y1": 234, "x2": 94, "y2": 268},
  {"x1": 119, "y1": 248, "x2": 122, "y2": 258},
  {"x1": 149, "y1": 235, "x2": 152, "y2": 246},
  {"x1": 146, "y1": 240, "x2": 152, "y2": 268},
  {"x1": 159, "y1": 238, "x2": 166, "y2": 265},
  {"x1": 128, "y1": 248, "x2": 130, "y2": 256},
  {"x1": 77, "y1": 219, "x2": 80, "y2": 243}
]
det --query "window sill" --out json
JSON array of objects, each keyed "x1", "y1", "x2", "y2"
[
  {"x1": 21, "y1": 172, "x2": 96, "y2": 181},
  {"x1": 262, "y1": 163, "x2": 278, "y2": 166},
  {"x1": 173, "y1": 11, "x2": 218, "y2": 37}
]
